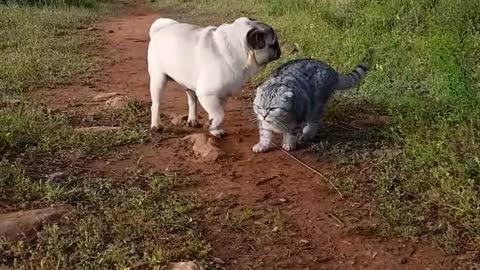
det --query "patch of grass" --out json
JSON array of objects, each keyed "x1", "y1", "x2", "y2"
[
  {"x1": 0, "y1": 166, "x2": 209, "y2": 268},
  {"x1": 3, "y1": 0, "x2": 109, "y2": 8},
  {"x1": 224, "y1": 207, "x2": 257, "y2": 231},
  {"x1": 154, "y1": 0, "x2": 480, "y2": 254},
  {"x1": 0, "y1": 163, "x2": 65, "y2": 203},
  {"x1": 0, "y1": 6, "x2": 99, "y2": 98},
  {"x1": 0, "y1": 4, "x2": 147, "y2": 159},
  {"x1": 0, "y1": 101, "x2": 148, "y2": 159}
]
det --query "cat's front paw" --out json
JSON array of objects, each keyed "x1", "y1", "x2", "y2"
[
  {"x1": 253, "y1": 143, "x2": 270, "y2": 153},
  {"x1": 299, "y1": 134, "x2": 313, "y2": 144},
  {"x1": 282, "y1": 143, "x2": 296, "y2": 152}
]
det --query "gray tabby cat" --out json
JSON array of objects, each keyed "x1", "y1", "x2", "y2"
[{"x1": 252, "y1": 50, "x2": 373, "y2": 152}]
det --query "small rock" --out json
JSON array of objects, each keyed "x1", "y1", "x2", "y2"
[
  {"x1": 272, "y1": 226, "x2": 279, "y2": 233},
  {"x1": 0, "y1": 204, "x2": 73, "y2": 242},
  {"x1": 105, "y1": 96, "x2": 128, "y2": 109},
  {"x1": 183, "y1": 133, "x2": 225, "y2": 162},
  {"x1": 299, "y1": 239, "x2": 310, "y2": 244},
  {"x1": 92, "y1": 92, "x2": 119, "y2": 102},
  {"x1": 167, "y1": 261, "x2": 204, "y2": 270},
  {"x1": 75, "y1": 126, "x2": 121, "y2": 133},
  {"x1": 3, "y1": 99, "x2": 22, "y2": 106},
  {"x1": 107, "y1": 29, "x2": 115, "y2": 33},
  {"x1": 366, "y1": 250, "x2": 378, "y2": 259},
  {"x1": 279, "y1": 198, "x2": 288, "y2": 203},
  {"x1": 47, "y1": 172, "x2": 65, "y2": 181},
  {"x1": 87, "y1": 27, "x2": 97, "y2": 31}
]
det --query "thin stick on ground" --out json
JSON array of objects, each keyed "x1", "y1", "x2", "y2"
[{"x1": 272, "y1": 143, "x2": 343, "y2": 198}]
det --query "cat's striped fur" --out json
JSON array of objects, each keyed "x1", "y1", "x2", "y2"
[{"x1": 252, "y1": 49, "x2": 373, "y2": 152}]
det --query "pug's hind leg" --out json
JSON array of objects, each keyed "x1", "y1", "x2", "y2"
[
  {"x1": 150, "y1": 73, "x2": 167, "y2": 130},
  {"x1": 197, "y1": 95, "x2": 225, "y2": 137},
  {"x1": 185, "y1": 90, "x2": 200, "y2": 128}
]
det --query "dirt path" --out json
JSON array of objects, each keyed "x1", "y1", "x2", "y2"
[{"x1": 34, "y1": 6, "x2": 462, "y2": 270}]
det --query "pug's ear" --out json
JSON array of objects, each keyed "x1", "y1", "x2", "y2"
[{"x1": 246, "y1": 28, "x2": 266, "y2": 50}]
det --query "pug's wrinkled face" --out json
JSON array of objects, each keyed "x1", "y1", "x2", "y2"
[{"x1": 245, "y1": 20, "x2": 281, "y2": 66}]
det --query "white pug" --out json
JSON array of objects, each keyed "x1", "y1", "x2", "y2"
[{"x1": 147, "y1": 17, "x2": 281, "y2": 137}]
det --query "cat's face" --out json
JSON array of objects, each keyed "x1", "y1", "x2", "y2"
[{"x1": 253, "y1": 85, "x2": 295, "y2": 133}]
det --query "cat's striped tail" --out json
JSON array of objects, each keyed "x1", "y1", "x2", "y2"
[{"x1": 334, "y1": 48, "x2": 374, "y2": 90}]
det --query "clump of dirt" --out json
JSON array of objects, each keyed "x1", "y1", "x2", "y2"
[{"x1": 183, "y1": 133, "x2": 225, "y2": 162}]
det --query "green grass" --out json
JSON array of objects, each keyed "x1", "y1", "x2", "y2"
[
  {"x1": 154, "y1": 0, "x2": 480, "y2": 253},
  {"x1": 0, "y1": 166, "x2": 209, "y2": 268},
  {"x1": 2, "y1": 0, "x2": 109, "y2": 8},
  {"x1": 0, "y1": 4, "x2": 148, "y2": 158},
  {"x1": 0, "y1": 6, "x2": 98, "y2": 98}
]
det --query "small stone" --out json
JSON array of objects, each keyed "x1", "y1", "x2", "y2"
[
  {"x1": 107, "y1": 29, "x2": 115, "y2": 33},
  {"x1": 105, "y1": 96, "x2": 128, "y2": 109},
  {"x1": 299, "y1": 239, "x2": 310, "y2": 244},
  {"x1": 272, "y1": 226, "x2": 279, "y2": 233},
  {"x1": 87, "y1": 27, "x2": 97, "y2": 31},
  {"x1": 279, "y1": 198, "x2": 288, "y2": 203},
  {"x1": 0, "y1": 204, "x2": 73, "y2": 242},
  {"x1": 75, "y1": 126, "x2": 121, "y2": 133},
  {"x1": 92, "y1": 92, "x2": 119, "y2": 102},
  {"x1": 47, "y1": 172, "x2": 65, "y2": 181}
]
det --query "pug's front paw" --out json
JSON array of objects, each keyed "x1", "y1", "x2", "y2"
[{"x1": 210, "y1": 129, "x2": 225, "y2": 138}]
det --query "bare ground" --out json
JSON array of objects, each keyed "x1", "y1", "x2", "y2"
[{"x1": 31, "y1": 5, "x2": 466, "y2": 270}]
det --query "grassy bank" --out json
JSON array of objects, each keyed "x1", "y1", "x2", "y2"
[{"x1": 155, "y1": 0, "x2": 480, "y2": 253}]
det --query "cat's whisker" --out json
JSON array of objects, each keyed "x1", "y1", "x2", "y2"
[{"x1": 249, "y1": 117, "x2": 259, "y2": 123}]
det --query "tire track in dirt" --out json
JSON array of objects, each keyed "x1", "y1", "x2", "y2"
[{"x1": 33, "y1": 6, "x2": 463, "y2": 270}]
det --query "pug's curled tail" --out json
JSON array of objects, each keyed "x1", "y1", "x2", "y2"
[
  {"x1": 334, "y1": 48, "x2": 374, "y2": 90},
  {"x1": 149, "y1": 18, "x2": 178, "y2": 38}
]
